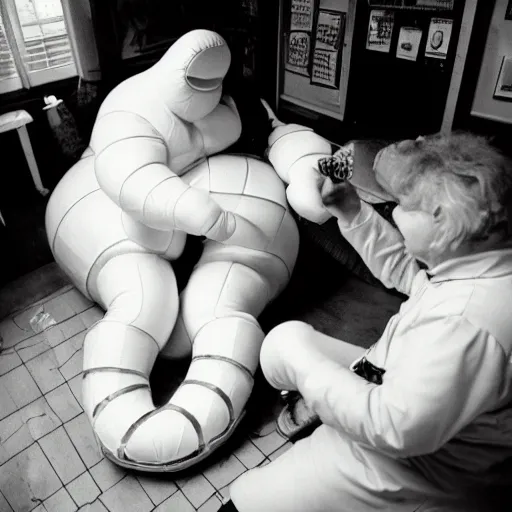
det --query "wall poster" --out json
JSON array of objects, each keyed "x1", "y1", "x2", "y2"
[
  {"x1": 416, "y1": 0, "x2": 454, "y2": 8},
  {"x1": 286, "y1": 0, "x2": 316, "y2": 76},
  {"x1": 494, "y1": 56, "x2": 512, "y2": 101},
  {"x1": 425, "y1": 17, "x2": 453, "y2": 60},
  {"x1": 396, "y1": 27, "x2": 423, "y2": 62},
  {"x1": 286, "y1": 31, "x2": 311, "y2": 76},
  {"x1": 366, "y1": 10, "x2": 394, "y2": 53},
  {"x1": 290, "y1": 0, "x2": 315, "y2": 31},
  {"x1": 367, "y1": 0, "x2": 454, "y2": 9},
  {"x1": 311, "y1": 9, "x2": 345, "y2": 88}
]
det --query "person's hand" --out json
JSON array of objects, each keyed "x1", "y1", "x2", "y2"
[{"x1": 320, "y1": 178, "x2": 362, "y2": 225}]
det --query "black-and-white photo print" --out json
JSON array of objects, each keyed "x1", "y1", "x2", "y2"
[{"x1": 0, "y1": 1, "x2": 511, "y2": 512}]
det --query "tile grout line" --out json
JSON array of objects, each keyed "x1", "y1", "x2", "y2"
[
  {"x1": 181, "y1": 487, "x2": 201, "y2": 512},
  {"x1": 10, "y1": 293, "x2": 91, "y2": 335},
  {"x1": 176, "y1": 474, "x2": 215, "y2": 510},
  {"x1": 246, "y1": 437, "x2": 267, "y2": 460},
  {"x1": 57, "y1": 424, "x2": 91, "y2": 497},
  {"x1": 0, "y1": 381, "x2": 76, "y2": 467},
  {"x1": 0, "y1": 366, "x2": 46, "y2": 427},
  {"x1": 1, "y1": 286, "x2": 287, "y2": 512},
  {"x1": 98, "y1": 474, "x2": 129, "y2": 509},
  {"x1": 1, "y1": 368, "x2": 47, "y2": 425},
  {"x1": 0, "y1": 285, "x2": 74, "y2": 325},
  {"x1": 1, "y1": 487, "x2": 15, "y2": 512},
  {"x1": 88, "y1": 458, "x2": 123, "y2": 494},
  {"x1": 33, "y1": 432, "x2": 69, "y2": 509},
  {"x1": 134, "y1": 474, "x2": 155, "y2": 508},
  {"x1": 17, "y1": 327, "x2": 88, "y2": 364},
  {"x1": 11, "y1": 306, "x2": 94, "y2": 354},
  {"x1": 0, "y1": 308, "x2": 96, "y2": 427},
  {"x1": 0, "y1": 359, "x2": 85, "y2": 468},
  {"x1": 231, "y1": 451, "x2": 248, "y2": 471},
  {"x1": 30, "y1": 473, "x2": 82, "y2": 512},
  {"x1": 4, "y1": 284, "x2": 74, "y2": 319},
  {"x1": 56, "y1": 346, "x2": 83, "y2": 373}
]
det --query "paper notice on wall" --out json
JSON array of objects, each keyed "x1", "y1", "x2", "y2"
[
  {"x1": 366, "y1": 10, "x2": 395, "y2": 53},
  {"x1": 494, "y1": 56, "x2": 512, "y2": 100},
  {"x1": 315, "y1": 9, "x2": 344, "y2": 51},
  {"x1": 286, "y1": 31, "x2": 311, "y2": 76},
  {"x1": 311, "y1": 48, "x2": 338, "y2": 88},
  {"x1": 396, "y1": 27, "x2": 423, "y2": 62},
  {"x1": 425, "y1": 18, "x2": 453, "y2": 60},
  {"x1": 416, "y1": 0, "x2": 454, "y2": 8},
  {"x1": 310, "y1": 9, "x2": 345, "y2": 89},
  {"x1": 290, "y1": 0, "x2": 315, "y2": 32}
]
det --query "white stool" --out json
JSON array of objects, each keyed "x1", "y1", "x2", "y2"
[{"x1": 0, "y1": 110, "x2": 49, "y2": 226}]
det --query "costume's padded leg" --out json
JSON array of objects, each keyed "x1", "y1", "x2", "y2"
[
  {"x1": 127, "y1": 260, "x2": 269, "y2": 464},
  {"x1": 82, "y1": 252, "x2": 189, "y2": 465},
  {"x1": 159, "y1": 308, "x2": 193, "y2": 360}
]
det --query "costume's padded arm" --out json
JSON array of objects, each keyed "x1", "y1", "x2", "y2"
[
  {"x1": 267, "y1": 124, "x2": 332, "y2": 224},
  {"x1": 91, "y1": 111, "x2": 267, "y2": 247}
]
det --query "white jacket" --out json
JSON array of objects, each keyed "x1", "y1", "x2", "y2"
[{"x1": 302, "y1": 201, "x2": 512, "y2": 493}]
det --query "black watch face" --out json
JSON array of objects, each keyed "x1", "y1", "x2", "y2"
[{"x1": 351, "y1": 357, "x2": 386, "y2": 385}]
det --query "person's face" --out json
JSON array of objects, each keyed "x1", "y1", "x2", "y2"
[
  {"x1": 374, "y1": 139, "x2": 438, "y2": 265},
  {"x1": 392, "y1": 198, "x2": 437, "y2": 266}
]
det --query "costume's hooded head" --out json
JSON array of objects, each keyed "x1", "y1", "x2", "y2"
[{"x1": 149, "y1": 29, "x2": 231, "y2": 122}]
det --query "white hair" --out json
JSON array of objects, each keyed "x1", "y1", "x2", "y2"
[{"x1": 386, "y1": 132, "x2": 512, "y2": 252}]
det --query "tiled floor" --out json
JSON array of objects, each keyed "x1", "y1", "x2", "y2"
[{"x1": 0, "y1": 285, "x2": 290, "y2": 512}]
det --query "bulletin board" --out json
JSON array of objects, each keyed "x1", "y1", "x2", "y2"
[
  {"x1": 278, "y1": 0, "x2": 356, "y2": 120},
  {"x1": 471, "y1": 0, "x2": 512, "y2": 125}
]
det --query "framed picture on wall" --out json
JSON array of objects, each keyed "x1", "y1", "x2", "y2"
[
  {"x1": 310, "y1": 9, "x2": 346, "y2": 88},
  {"x1": 494, "y1": 56, "x2": 512, "y2": 101},
  {"x1": 285, "y1": 31, "x2": 312, "y2": 76}
]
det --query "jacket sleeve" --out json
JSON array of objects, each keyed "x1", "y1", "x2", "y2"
[
  {"x1": 339, "y1": 201, "x2": 420, "y2": 295},
  {"x1": 90, "y1": 111, "x2": 267, "y2": 248},
  {"x1": 299, "y1": 316, "x2": 505, "y2": 458}
]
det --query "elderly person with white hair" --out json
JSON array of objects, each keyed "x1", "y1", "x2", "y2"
[{"x1": 222, "y1": 132, "x2": 512, "y2": 512}]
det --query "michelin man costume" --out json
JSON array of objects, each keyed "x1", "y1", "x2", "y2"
[{"x1": 45, "y1": 30, "x2": 300, "y2": 472}]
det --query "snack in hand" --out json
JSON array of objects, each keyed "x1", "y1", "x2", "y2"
[{"x1": 317, "y1": 143, "x2": 354, "y2": 184}]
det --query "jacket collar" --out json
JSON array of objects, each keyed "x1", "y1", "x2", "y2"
[{"x1": 428, "y1": 247, "x2": 512, "y2": 283}]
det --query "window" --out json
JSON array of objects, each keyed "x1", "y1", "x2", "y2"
[{"x1": 0, "y1": 0, "x2": 76, "y2": 94}]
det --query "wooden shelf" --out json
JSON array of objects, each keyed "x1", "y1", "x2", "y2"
[{"x1": 367, "y1": 0, "x2": 454, "y2": 10}]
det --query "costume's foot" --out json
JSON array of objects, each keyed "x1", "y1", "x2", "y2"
[
  {"x1": 260, "y1": 98, "x2": 285, "y2": 129},
  {"x1": 276, "y1": 391, "x2": 321, "y2": 441}
]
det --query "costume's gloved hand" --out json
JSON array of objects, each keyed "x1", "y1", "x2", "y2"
[
  {"x1": 318, "y1": 143, "x2": 362, "y2": 226},
  {"x1": 171, "y1": 186, "x2": 268, "y2": 249},
  {"x1": 262, "y1": 100, "x2": 332, "y2": 224}
]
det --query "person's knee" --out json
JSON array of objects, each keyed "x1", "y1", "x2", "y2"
[{"x1": 260, "y1": 321, "x2": 313, "y2": 373}]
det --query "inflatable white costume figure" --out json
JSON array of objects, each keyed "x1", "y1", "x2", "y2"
[{"x1": 45, "y1": 30, "x2": 299, "y2": 472}]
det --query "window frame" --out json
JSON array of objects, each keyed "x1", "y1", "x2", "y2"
[{"x1": 0, "y1": 0, "x2": 76, "y2": 95}]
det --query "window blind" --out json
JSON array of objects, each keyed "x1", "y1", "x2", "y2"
[
  {"x1": 0, "y1": 0, "x2": 76, "y2": 94},
  {"x1": 0, "y1": 10, "x2": 22, "y2": 93}
]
